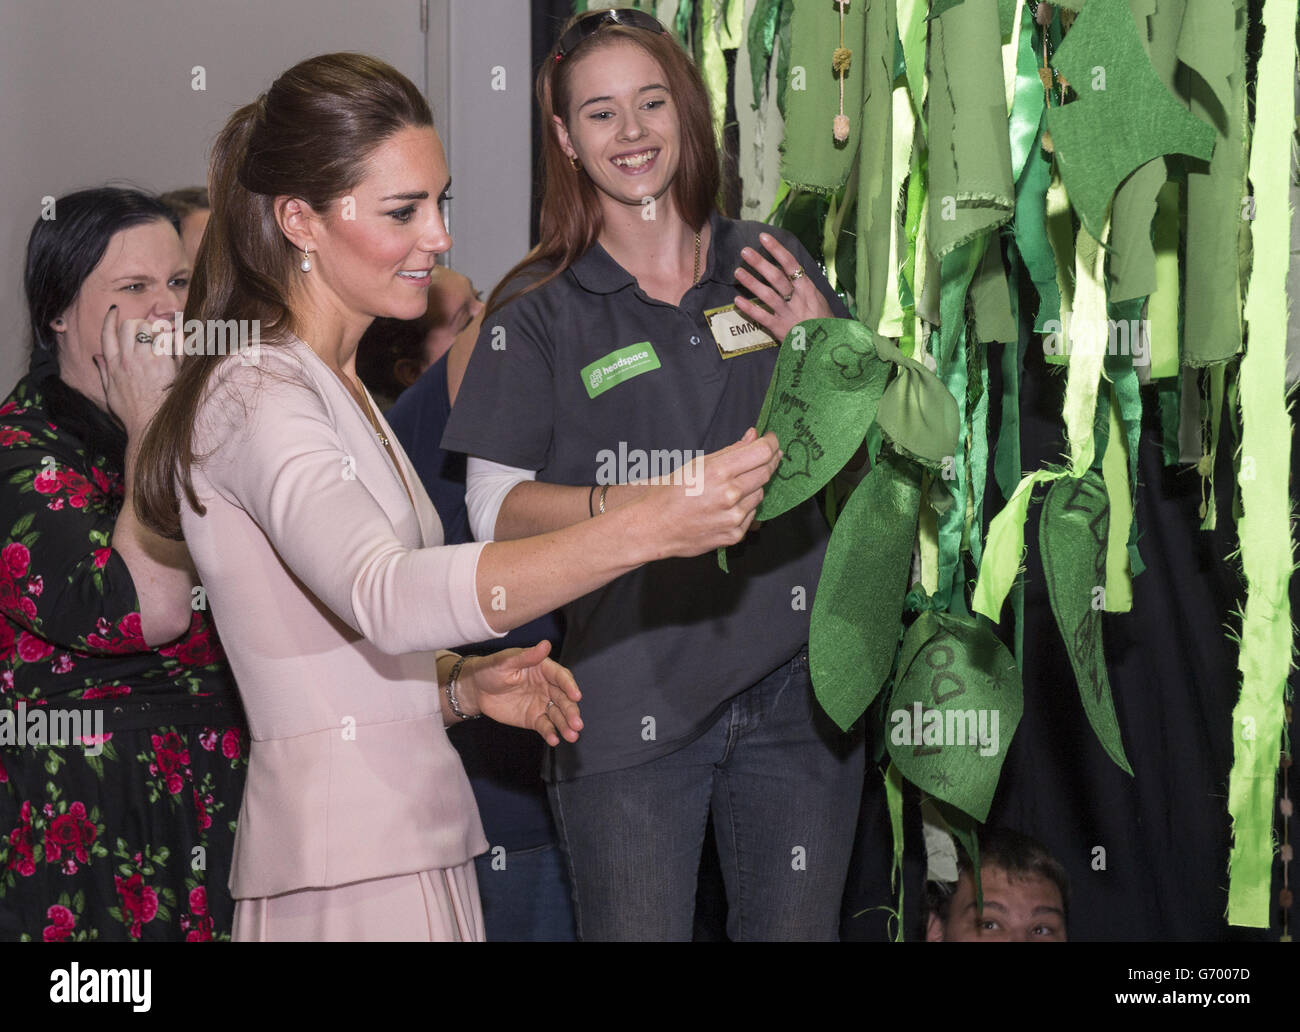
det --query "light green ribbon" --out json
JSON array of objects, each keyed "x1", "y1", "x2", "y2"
[{"x1": 1226, "y1": 0, "x2": 1295, "y2": 929}]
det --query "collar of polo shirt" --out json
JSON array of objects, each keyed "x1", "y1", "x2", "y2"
[{"x1": 569, "y1": 210, "x2": 730, "y2": 295}]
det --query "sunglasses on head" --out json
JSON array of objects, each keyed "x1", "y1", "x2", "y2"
[{"x1": 554, "y1": 8, "x2": 666, "y2": 61}]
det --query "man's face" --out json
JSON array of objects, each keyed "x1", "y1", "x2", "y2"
[{"x1": 927, "y1": 865, "x2": 1067, "y2": 941}]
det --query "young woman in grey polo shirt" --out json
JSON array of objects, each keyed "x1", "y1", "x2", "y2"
[{"x1": 443, "y1": 10, "x2": 867, "y2": 941}]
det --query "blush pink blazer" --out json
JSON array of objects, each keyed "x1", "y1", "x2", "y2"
[{"x1": 181, "y1": 336, "x2": 499, "y2": 899}]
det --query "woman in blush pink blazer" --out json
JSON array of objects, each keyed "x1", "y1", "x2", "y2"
[{"x1": 132, "y1": 52, "x2": 782, "y2": 942}]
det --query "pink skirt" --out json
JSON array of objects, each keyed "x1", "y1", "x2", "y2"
[{"x1": 232, "y1": 860, "x2": 484, "y2": 942}]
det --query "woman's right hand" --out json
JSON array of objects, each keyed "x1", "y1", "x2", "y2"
[
  {"x1": 95, "y1": 305, "x2": 182, "y2": 440},
  {"x1": 640, "y1": 427, "x2": 781, "y2": 558}
]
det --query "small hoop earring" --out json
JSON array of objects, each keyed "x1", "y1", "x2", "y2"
[
  {"x1": 300, "y1": 249, "x2": 312, "y2": 272},
  {"x1": 569, "y1": 155, "x2": 581, "y2": 171}
]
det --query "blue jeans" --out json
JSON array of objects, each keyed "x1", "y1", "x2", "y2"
[
  {"x1": 472, "y1": 842, "x2": 576, "y2": 942},
  {"x1": 547, "y1": 649, "x2": 866, "y2": 941}
]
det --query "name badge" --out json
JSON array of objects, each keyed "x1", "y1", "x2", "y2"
[{"x1": 705, "y1": 304, "x2": 778, "y2": 359}]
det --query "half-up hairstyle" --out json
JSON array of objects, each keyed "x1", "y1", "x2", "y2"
[
  {"x1": 135, "y1": 52, "x2": 433, "y2": 538},
  {"x1": 485, "y1": 16, "x2": 720, "y2": 317}
]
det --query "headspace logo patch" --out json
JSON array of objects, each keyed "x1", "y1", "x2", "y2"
[{"x1": 580, "y1": 342, "x2": 661, "y2": 399}]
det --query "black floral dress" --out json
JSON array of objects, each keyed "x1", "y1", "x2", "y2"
[{"x1": 0, "y1": 376, "x2": 246, "y2": 941}]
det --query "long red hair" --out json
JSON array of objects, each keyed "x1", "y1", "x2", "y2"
[{"x1": 485, "y1": 19, "x2": 720, "y2": 317}]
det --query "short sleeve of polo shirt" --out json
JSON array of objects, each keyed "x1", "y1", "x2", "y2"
[{"x1": 441, "y1": 283, "x2": 555, "y2": 471}]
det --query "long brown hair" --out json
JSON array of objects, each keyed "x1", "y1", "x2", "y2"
[
  {"x1": 135, "y1": 53, "x2": 433, "y2": 538},
  {"x1": 485, "y1": 18, "x2": 720, "y2": 317}
]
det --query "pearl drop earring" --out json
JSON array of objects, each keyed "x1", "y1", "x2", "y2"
[{"x1": 300, "y1": 249, "x2": 312, "y2": 272}]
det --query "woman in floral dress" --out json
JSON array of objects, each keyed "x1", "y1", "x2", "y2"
[{"x1": 0, "y1": 188, "x2": 246, "y2": 941}]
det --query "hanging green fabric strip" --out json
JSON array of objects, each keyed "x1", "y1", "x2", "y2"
[
  {"x1": 1226, "y1": 0, "x2": 1295, "y2": 930},
  {"x1": 995, "y1": 263, "x2": 1027, "y2": 666},
  {"x1": 1062, "y1": 222, "x2": 1111, "y2": 475},
  {"x1": 885, "y1": 611, "x2": 1025, "y2": 823},
  {"x1": 1042, "y1": 170, "x2": 1076, "y2": 363},
  {"x1": 972, "y1": 466, "x2": 1066, "y2": 621},
  {"x1": 934, "y1": 323, "x2": 972, "y2": 613},
  {"x1": 967, "y1": 342, "x2": 991, "y2": 571},
  {"x1": 884, "y1": 763, "x2": 906, "y2": 941},
  {"x1": 853, "y1": 0, "x2": 898, "y2": 333},
  {"x1": 1101, "y1": 384, "x2": 1134, "y2": 613},
  {"x1": 1044, "y1": 0, "x2": 1215, "y2": 246},
  {"x1": 877, "y1": 86, "x2": 916, "y2": 339},
  {"x1": 926, "y1": 0, "x2": 1016, "y2": 258},
  {"x1": 1181, "y1": 0, "x2": 1249, "y2": 368},
  {"x1": 700, "y1": 0, "x2": 733, "y2": 149},
  {"x1": 1040, "y1": 471, "x2": 1134, "y2": 775},
  {"x1": 1147, "y1": 180, "x2": 1182, "y2": 379},
  {"x1": 1012, "y1": 118, "x2": 1061, "y2": 333},
  {"x1": 897, "y1": 0, "x2": 929, "y2": 138},
  {"x1": 779, "y1": 0, "x2": 866, "y2": 191},
  {"x1": 1105, "y1": 295, "x2": 1147, "y2": 580},
  {"x1": 746, "y1": 0, "x2": 783, "y2": 109},
  {"x1": 970, "y1": 234, "x2": 1018, "y2": 344},
  {"x1": 1197, "y1": 363, "x2": 1225, "y2": 531},
  {"x1": 1006, "y1": 0, "x2": 1044, "y2": 183},
  {"x1": 810, "y1": 450, "x2": 921, "y2": 732}
]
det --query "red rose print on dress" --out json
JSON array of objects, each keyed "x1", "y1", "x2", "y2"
[
  {"x1": 192, "y1": 787, "x2": 212, "y2": 832},
  {"x1": 149, "y1": 732, "x2": 191, "y2": 794},
  {"x1": 182, "y1": 885, "x2": 213, "y2": 941},
  {"x1": 113, "y1": 872, "x2": 160, "y2": 939},
  {"x1": 44, "y1": 801, "x2": 98, "y2": 865},
  {"x1": 81, "y1": 683, "x2": 130, "y2": 700},
  {"x1": 42, "y1": 904, "x2": 75, "y2": 942},
  {"x1": 220, "y1": 728, "x2": 241, "y2": 760},
  {"x1": 16, "y1": 632, "x2": 53, "y2": 663},
  {"x1": 0, "y1": 428, "x2": 33, "y2": 447},
  {"x1": 86, "y1": 612, "x2": 147, "y2": 654},
  {"x1": 2, "y1": 543, "x2": 29, "y2": 580},
  {"x1": 6, "y1": 800, "x2": 36, "y2": 877}
]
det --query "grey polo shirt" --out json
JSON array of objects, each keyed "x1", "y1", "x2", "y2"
[{"x1": 442, "y1": 211, "x2": 851, "y2": 781}]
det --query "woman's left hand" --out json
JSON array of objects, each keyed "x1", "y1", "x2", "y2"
[
  {"x1": 458, "y1": 641, "x2": 583, "y2": 746},
  {"x1": 733, "y1": 232, "x2": 833, "y2": 346}
]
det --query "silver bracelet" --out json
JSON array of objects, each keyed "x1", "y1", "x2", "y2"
[{"x1": 444, "y1": 656, "x2": 479, "y2": 720}]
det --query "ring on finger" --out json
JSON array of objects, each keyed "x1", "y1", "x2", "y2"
[
  {"x1": 545, "y1": 699, "x2": 556, "y2": 712},
  {"x1": 789, "y1": 266, "x2": 806, "y2": 281},
  {"x1": 134, "y1": 331, "x2": 154, "y2": 345},
  {"x1": 780, "y1": 288, "x2": 794, "y2": 303}
]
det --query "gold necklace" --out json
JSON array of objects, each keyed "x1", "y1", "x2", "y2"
[
  {"x1": 357, "y1": 388, "x2": 390, "y2": 447},
  {"x1": 692, "y1": 230, "x2": 701, "y2": 285}
]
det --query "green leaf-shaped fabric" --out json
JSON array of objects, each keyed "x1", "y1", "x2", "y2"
[
  {"x1": 885, "y1": 611, "x2": 1025, "y2": 823},
  {"x1": 754, "y1": 319, "x2": 890, "y2": 522},
  {"x1": 1039, "y1": 471, "x2": 1134, "y2": 775},
  {"x1": 810, "y1": 450, "x2": 921, "y2": 732},
  {"x1": 1044, "y1": 0, "x2": 1216, "y2": 242}
]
